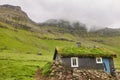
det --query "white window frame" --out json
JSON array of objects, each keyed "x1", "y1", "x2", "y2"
[
  {"x1": 96, "y1": 57, "x2": 103, "y2": 63},
  {"x1": 71, "y1": 57, "x2": 79, "y2": 67}
]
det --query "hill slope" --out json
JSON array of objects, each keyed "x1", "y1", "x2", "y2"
[
  {"x1": 0, "y1": 4, "x2": 120, "y2": 80},
  {"x1": 0, "y1": 26, "x2": 77, "y2": 80}
]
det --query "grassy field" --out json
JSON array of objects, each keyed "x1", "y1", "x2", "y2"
[
  {"x1": 0, "y1": 27, "x2": 120, "y2": 80},
  {"x1": 0, "y1": 52, "x2": 48, "y2": 80},
  {"x1": 0, "y1": 27, "x2": 76, "y2": 80}
]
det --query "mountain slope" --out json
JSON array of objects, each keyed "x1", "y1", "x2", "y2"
[
  {"x1": 0, "y1": 4, "x2": 88, "y2": 40},
  {"x1": 0, "y1": 4, "x2": 41, "y2": 32},
  {"x1": 92, "y1": 28, "x2": 120, "y2": 36},
  {"x1": 0, "y1": 26, "x2": 77, "y2": 80},
  {"x1": 0, "y1": 4, "x2": 120, "y2": 80}
]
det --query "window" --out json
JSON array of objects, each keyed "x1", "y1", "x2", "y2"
[
  {"x1": 71, "y1": 57, "x2": 78, "y2": 67},
  {"x1": 96, "y1": 57, "x2": 102, "y2": 63}
]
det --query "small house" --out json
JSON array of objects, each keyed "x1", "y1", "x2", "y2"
[{"x1": 53, "y1": 47, "x2": 117, "y2": 75}]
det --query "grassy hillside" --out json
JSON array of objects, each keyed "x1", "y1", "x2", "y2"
[
  {"x1": 0, "y1": 26, "x2": 120, "y2": 80},
  {"x1": 0, "y1": 26, "x2": 77, "y2": 80},
  {"x1": 0, "y1": 4, "x2": 120, "y2": 80}
]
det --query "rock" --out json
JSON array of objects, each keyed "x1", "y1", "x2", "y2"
[
  {"x1": 40, "y1": 60, "x2": 116, "y2": 80},
  {"x1": 50, "y1": 72, "x2": 54, "y2": 76},
  {"x1": 37, "y1": 52, "x2": 42, "y2": 55}
]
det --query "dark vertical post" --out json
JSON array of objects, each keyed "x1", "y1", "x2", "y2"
[{"x1": 76, "y1": 42, "x2": 81, "y2": 47}]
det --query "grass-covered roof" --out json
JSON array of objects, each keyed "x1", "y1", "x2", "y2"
[{"x1": 56, "y1": 47, "x2": 117, "y2": 58}]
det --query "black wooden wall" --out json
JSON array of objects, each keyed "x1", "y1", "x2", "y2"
[{"x1": 62, "y1": 57, "x2": 104, "y2": 70}]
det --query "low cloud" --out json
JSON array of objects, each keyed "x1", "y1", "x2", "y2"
[{"x1": 0, "y1": 0, "x2": 120, "y2": 28}]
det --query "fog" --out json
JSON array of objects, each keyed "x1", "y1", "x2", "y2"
[{"x1": 0, "y1": 0, "x2": 120, "y2": 29}]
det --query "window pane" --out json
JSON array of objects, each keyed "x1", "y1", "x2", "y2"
[
  {"x1": 71, "y1": 57, "x2": 78, "y2": 67},
  {"x1": 74, "y1": 59, "x2": 76, "y2": 65},
  {"x1": 73, "y1": 58, "x2": 77, "y2": 65},
  {"x1": 96, "y1": 57, "x2": 102, "y2": 63},
  {"x1": 97, "y1": 58, "x2": 101, "y2": 62}
]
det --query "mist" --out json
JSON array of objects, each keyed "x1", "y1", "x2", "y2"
[{"x1": 0, "y1": 0, "x2": 120, "y2": 29}]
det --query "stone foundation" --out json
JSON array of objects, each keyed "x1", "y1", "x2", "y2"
[
  {"x1": 36, "y1": 61, "x2": 118, "y2": 80},
  {"x1": 48, "y1": 61, "x2": 117, "y2": 80}
]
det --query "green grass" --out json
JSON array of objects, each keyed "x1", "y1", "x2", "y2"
[
  {"x1": 0, "y1": 26, "x2": 120, "y2": 80},
  {"x1": 0, "y1": 60, "x2": 40, "y2": 80},
  {"x1": 41, "y1": 62, "x2": 52, "y2": 76},
  {"x1": 0, "y1": 52, "x2": 49, "y2": 80},
  {"x1": 0, "y1": 27, "x2": 76, "y2": 80},
  {"x1": 57, "y1": 46, "x2": 116, "y2": 57}
]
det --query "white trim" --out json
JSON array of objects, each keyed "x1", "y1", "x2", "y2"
[
  {"x1": 96, "y1": 57, "x2": 103, "y2": 63},
  {"x1": 71, "y1": 57, "x2": 79, "y2": 67}
]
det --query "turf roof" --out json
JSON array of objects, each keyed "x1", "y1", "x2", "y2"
[{"x1": 56, "y1": 47, "x2": 117, "y2": 58}]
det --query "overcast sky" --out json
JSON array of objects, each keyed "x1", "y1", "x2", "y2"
[{"x1": 0, "y1": 0, "x2": 120, "y2": 29}]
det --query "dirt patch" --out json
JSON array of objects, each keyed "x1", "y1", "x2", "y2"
[{"x1": 34, "y1": 69, "x2": 42, "y2": 80}]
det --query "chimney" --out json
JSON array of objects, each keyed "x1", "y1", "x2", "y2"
[{"x1": 76, "y1": 42, "x2": 81, "y2": 47}]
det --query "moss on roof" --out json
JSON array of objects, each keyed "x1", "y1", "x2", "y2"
[{"x1": 56, "y1": 47, "x2": 117, "y2": 58}]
